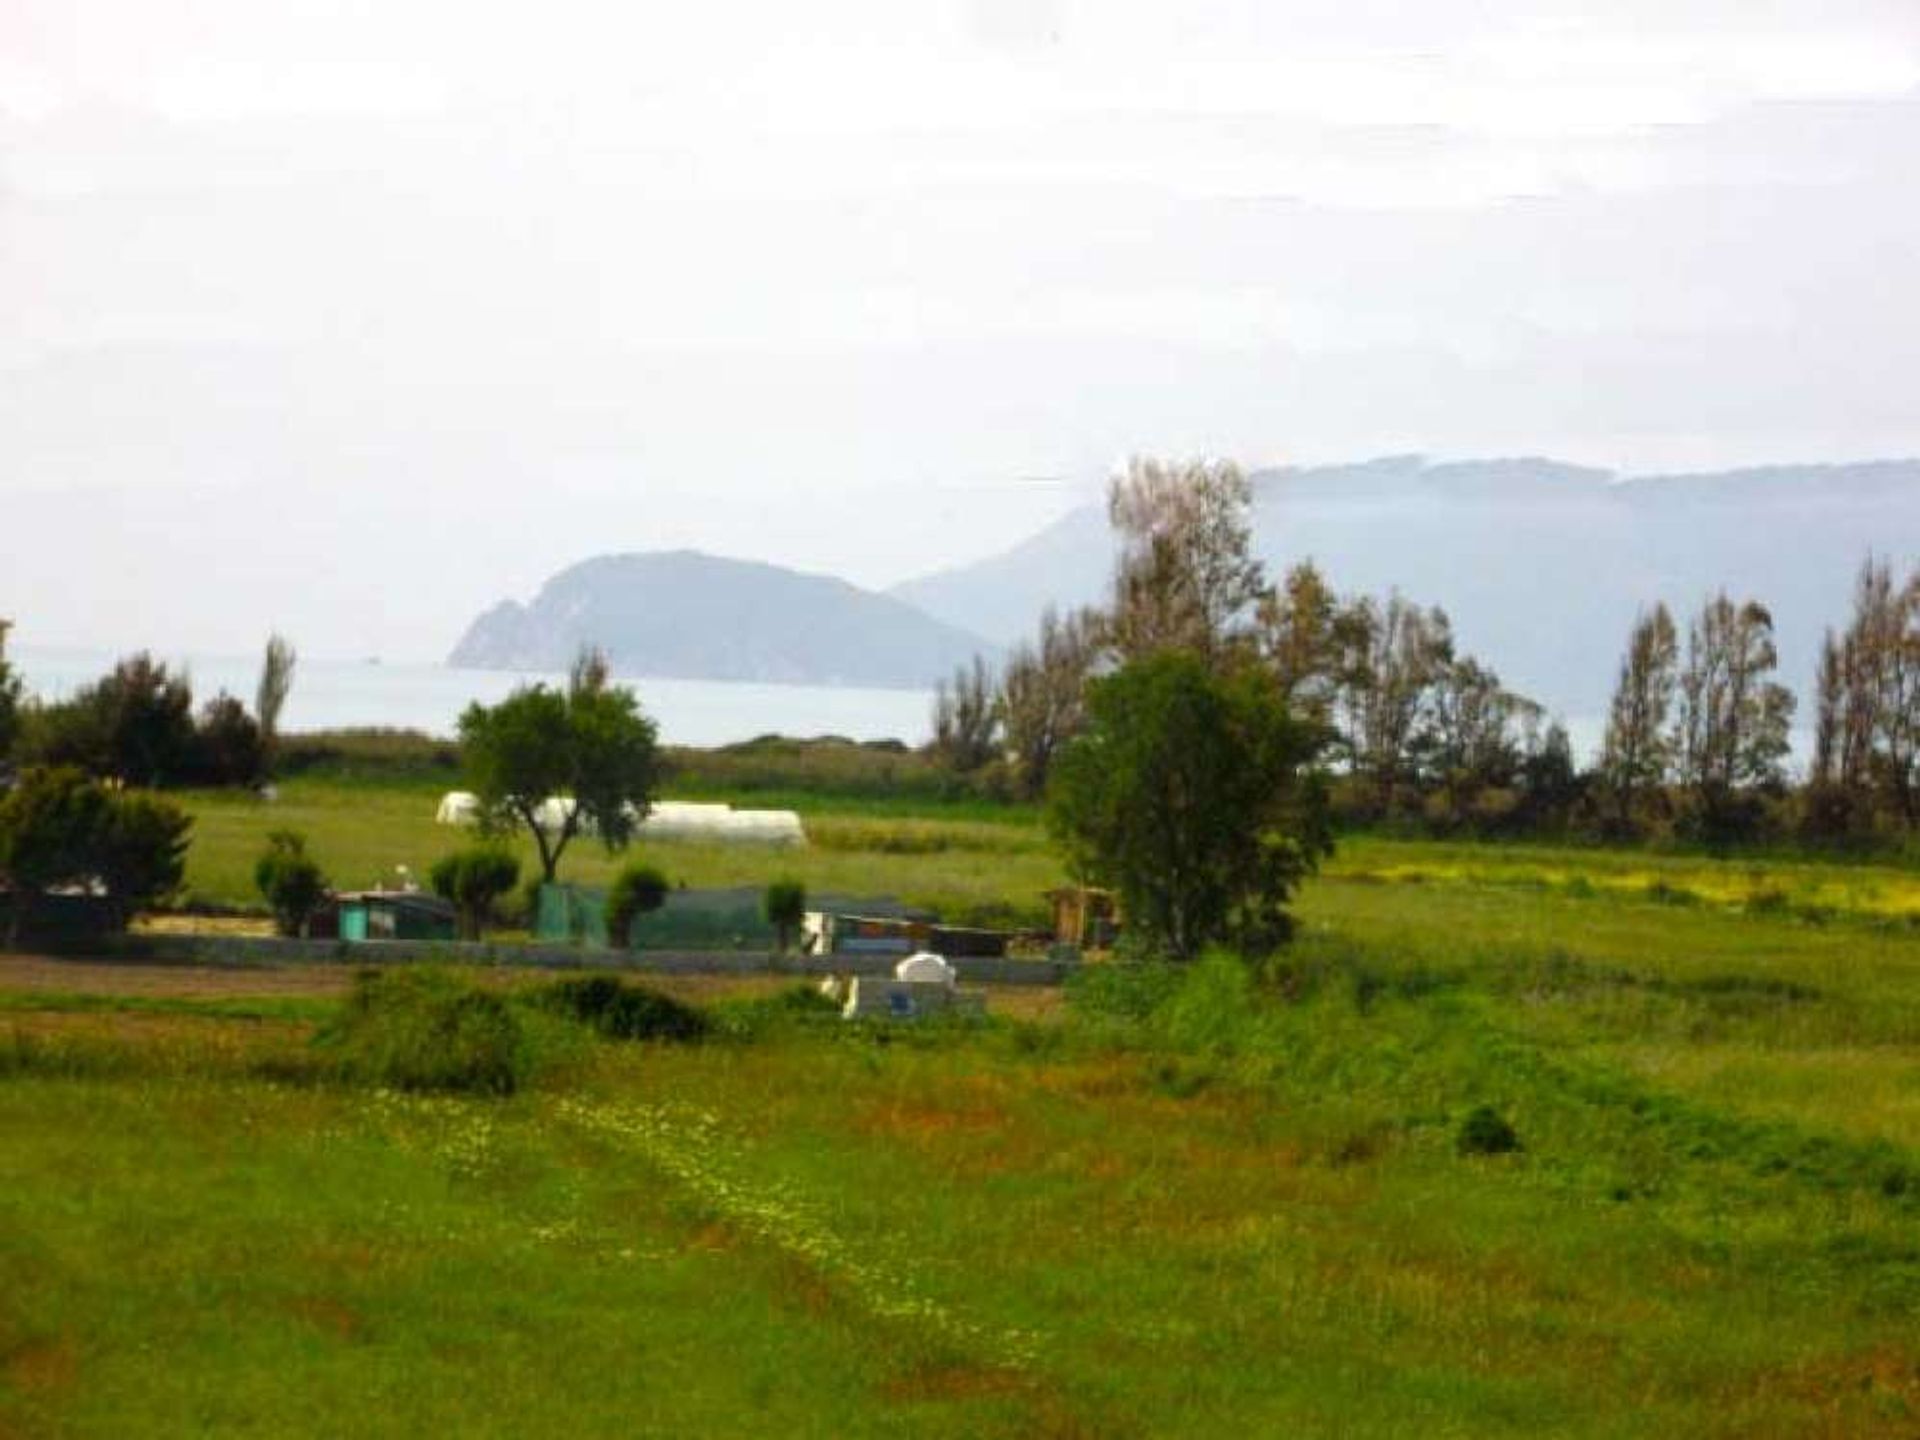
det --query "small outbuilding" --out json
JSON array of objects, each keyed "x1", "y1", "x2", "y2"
[{"x1": 336, "y1": 890, "x2": 457, "y2": 942}]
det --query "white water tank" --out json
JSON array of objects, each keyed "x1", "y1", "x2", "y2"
[{"x1": 894, "y1": 952, "x2": 955, "y2": 986}]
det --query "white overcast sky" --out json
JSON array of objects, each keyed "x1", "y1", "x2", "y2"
[{"x1": 4, "y1": 0, "x2": 1920, "y2": 658}]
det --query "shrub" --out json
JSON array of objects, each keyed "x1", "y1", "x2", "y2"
[
  {"x1": 187, "y1": 693, "x2": 265, "y2": 787},
  {"x1": 93, "y1": 790, "x2": 193, "y2": 928},
  {"x1": 537, "y1": 975, "x2": 708, "y2": 1042},
  {"x1": 429, "y1": 845, "x2": 522, "y2": 940},
  {"x1": 1065, "y1": 958, "x2": 1186, "y2": 1025},
  {"x1": 1457, "y1": 1105, "x2": 1522, "y2": 1156},
  {"x1": 321, "y1": 968, "x2": 530, "y2": 1095},
  {"x1": 1154, "y1": 951, "x2": 1259, "y2": 1054},
  {"x1": 0, "y1": 767, "x2": 188, "y2": 939},
  {"x1": 763, "y1": 877, "x2": 807, "y2": 953},
  {"x1": 1643, "y1": 880, "x2": 1701, "y2": 908},
  {"x1": 254, "y1": 830, "x2": 329, "y2": 937},
  {"x1": 706, "y1": 983, "x2": 845, "y2": 1042},
  {"x1": 606, "y1": 864, "x2": 670, "y2": 949}
]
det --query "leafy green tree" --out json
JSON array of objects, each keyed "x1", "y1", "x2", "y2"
[
  {"x1": 25, "y1": 653, "x2": 199, "y2": 786},
  {"x1": 457, "y1": 655, "x2": 660, "y2": 885},
  {"x1": 429, "y1": 845, "x2": 522, "y2": 941},
  {"x1": 95, "y1": 791, "x2": 193, "y2": 929},
  {"x1": 0, "y1": 767, "x2": 110, "y2": 944},
  {"x1": 254, "y1": 830, "x2": 329, "y2": 938},
  {"x1": 606, "y1": 863, "x2": 670, "y2": 949},
  {"x1": 1047, "y1": 652, "x2": 1331, "y2": 960},
  {"x1": 763, "y1": 877, "x2": 807, "y2": 954},
  {"x1": 189, "y1": 693, "x2": 265, "y2": 786}
]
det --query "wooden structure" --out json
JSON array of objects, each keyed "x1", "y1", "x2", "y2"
[{"x1": 1047, "y1": 886, "x2": 1121, "y2": 950}]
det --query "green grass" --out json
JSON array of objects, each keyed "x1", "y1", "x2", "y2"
[
  {"x1": 173, "y1": 778, "x2": 1060, "y2": 928},
  {"x1": 5, "y1": 876, "x2": 1920, "y2": 1435},
  {"x1": 14, "y1": 778, "x2": 1917, "y2": 1432}
]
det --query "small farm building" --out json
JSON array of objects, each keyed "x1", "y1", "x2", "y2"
[{"x1": 336, "y1": 890, "x2": 457, "y2": 942}]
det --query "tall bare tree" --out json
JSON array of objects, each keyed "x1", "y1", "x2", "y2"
[
  {"x1": 1254, "y1": 561, "x2": 1370, "y2": 723},
  {"x1": 1425, "y1": 654, "x2": 1542, "y2": 811},
  {"x1": 1674, "y1": 592, "x2": 1795, "y2": 829},
  {"x1": 1000, "y1": 606, "x2": 1098, "y2": 799},
  {"x1": 930, "y1": 655, "x2": 1000, "y2": 773},
  {"x1": 1103, "y1": 457, "x2": 1266, "y2": 667},
  {"x1": 254, "y1": 633, "x2": 296, "y2": 770},
  {"x1": 1341, "y1": 594, "x2": 1453, "y2": 812},
  {"x1": 1598, "y1": 604, "x2": 1679, "y2": 828},
  {"x1": 1815, "y1": 558, "x2": 1920, "y2": 824}
]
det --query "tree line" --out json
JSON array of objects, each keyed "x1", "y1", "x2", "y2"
[
  {"x1": 931, "y1": 457, "x2": 1914, "y2": 850},
  {"x1": 0, "y1": 636, "x2": 296, "y2": 790},
  {"x1": 0, "y1": 631, "x2": 294, "y2": 943}
]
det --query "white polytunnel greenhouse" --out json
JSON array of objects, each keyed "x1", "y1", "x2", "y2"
[{"x1": 434, "y1": 794, "x2": 805, "y2": 846}]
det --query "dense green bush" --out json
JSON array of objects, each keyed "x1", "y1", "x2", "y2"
[
  {"x1": 606, "y1": 864, "x2": 670, "y2": 949},
  {"x1": 763, "y1": 877, "x2": 806, "y2": 953},
  {"x1": 321, "y1": 968, "x2": 531, "y2": 1095},
  {"x1": 536, "y1": 974, "x2": 708, "y2": 1042},
  {"x1": 1457, "y1": 1104, "x2": 1522, "y2": 1156},
  {"x1": 186, "y1": 694, "x2": 265, "y2": 787},
  {"x1": 254, "y1": 830, "x2": 329, "y2": 937},
  {"x1": 0, "y1": 766, "x2": 191, "y2": 941},
  {"x1": 1064, "y1": 959, "x2": 1187, "y2": 1025},
  {"x1": 429, "y1": 845, "x2": 521, "y2": 940}
]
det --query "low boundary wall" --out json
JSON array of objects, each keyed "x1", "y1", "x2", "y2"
[{"x1": 91, "y1": 934, "x2": 1079, "y2": 988}]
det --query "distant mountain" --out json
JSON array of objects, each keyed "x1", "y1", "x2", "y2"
[
  {"x1": 891, "y1": 457, "x2": 1920, "y2": 717},
  {"x1": 450, "y1": 551, "x2": 996, "y2": 688}
]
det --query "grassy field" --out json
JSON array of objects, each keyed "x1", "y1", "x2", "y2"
[
  {"x1": 4, "y1": 822, "x2": 1920, "y2": 1433},
  {"x1": 4, "y1": 773, "x2": 1918, "y2": 1434},
  {"x1": 172, "y1": 773, "x2": 1920, "y2": 936}
]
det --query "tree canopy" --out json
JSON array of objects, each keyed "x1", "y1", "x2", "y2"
[
  {"x1": 1047, "y1": 651, "x2": 1331, "y2": 960},
  {"x1": 457, "y1": 657, "x2": 660, "y2": 884},
  {"x1": 0, "y1": 767, "x2": 191, "y2": 941}
]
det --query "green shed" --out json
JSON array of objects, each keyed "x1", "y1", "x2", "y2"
[{"x1": 336, "y1": 890, "x2": 457, "y2": 943}]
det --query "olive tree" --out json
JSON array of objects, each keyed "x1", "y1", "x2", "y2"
[{"x1": 457, "y1": 655, "x2": 660, "y2": 885}]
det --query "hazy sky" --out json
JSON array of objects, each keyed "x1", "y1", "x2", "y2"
[{"x1": 5, "y1": 0, "x2": 1920, "y2": 659}]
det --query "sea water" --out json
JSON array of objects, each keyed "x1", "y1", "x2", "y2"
[{"x1": 9, "y1": 647, "x2": 935, "y2": 749}]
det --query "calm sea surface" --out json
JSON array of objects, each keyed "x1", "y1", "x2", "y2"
[{"x1": 11, "y1": 647, "x2": 935, "y2": 748}]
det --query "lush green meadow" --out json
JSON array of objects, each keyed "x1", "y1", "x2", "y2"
[
  {"x1": 3, "y1": 854, "x2": 1919, "y2": 1434},
  {"x1": 4, "y1": 770, "x2": 1919, "y2": 1435},
  {"x1": 174, "y1": 770, "x2": 1920, "y2": 934}
]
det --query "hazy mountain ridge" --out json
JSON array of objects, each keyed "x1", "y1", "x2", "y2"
[
  {"x1": 890, "y1": 458, "x2": 1920, "y2": 716},
  {"x1": 449, "y1": 551, "x2": 997, "y2": 689}
]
